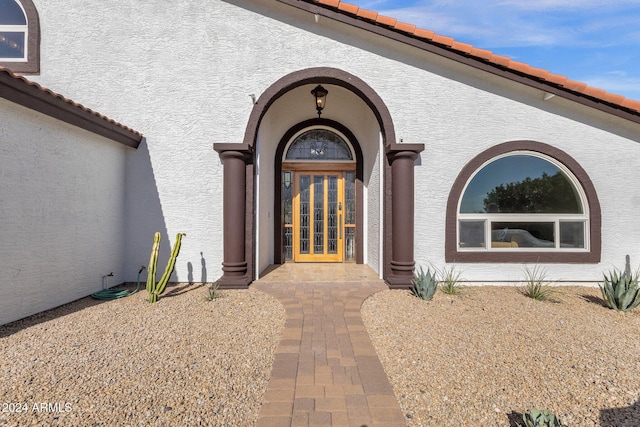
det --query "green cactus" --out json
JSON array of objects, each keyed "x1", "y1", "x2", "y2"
[
  {"x1": 146, "y1": 232, "x2": 186, "y2": 303},
  {"x1": 599, "y1": 255, "x2": 640, "y2": 312},
  {"x1": 519, "y1": 408, "x2": 565, "y2": 427},
  {"x1": 411, "y1": 266, "x2": 437, "y2": 301}
]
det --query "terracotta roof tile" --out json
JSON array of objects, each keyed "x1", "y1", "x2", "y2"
[
  {"x1": 509, "y1": 60, "x2": 532, "y2": 75},
  {"x1": 470, "y1": 47, "x2": 493, "y2": 61},
  {"x1": 492, "y1": 55, "x2": 511, "y2": 68},
  {"x1": 451, "y1": 41, "x2": 473, "y2": 54},
  {"x1": 305, "y1": 0, "x2": 640, "y2": 115},
  {"x1": 356, "y1": 8, "x2": 377, "y2": 21},
  {"x1": 431, "y1": 34, "x2": 454, "y2": 46},
  {"x1": 0, "y1": 67, "x2": 142, "y2": 146},
  {"x1": 337, "y1": 2, "x2": 358, "y2": 14},
  {"x1": 621, "y1": 98, "x2": 640, "y2": 111},
  {"x1": 413, "y1": 28, "x2": 435, "y2": 40},
  {"x1": 375, "y1": 14, "x2": 397, "y2": 27},
  {"x1": 316, "y1": 0, "x2": 340, "y2": 7},
  {"x1": 394, "y1": 21, "x2": 416, "y2": 34}
]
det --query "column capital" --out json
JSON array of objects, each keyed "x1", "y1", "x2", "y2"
[{"x1": 214, "y1": 143, "x2": 253, "y2": 163}]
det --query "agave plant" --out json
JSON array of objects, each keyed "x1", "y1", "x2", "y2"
[
  {"x1": 519, "y1": 408, "x2": 565, "y2": 427},
  {"x1": 411, "y1": 266, "x2": 437, "y2": 301},
  {"x1": 599, "y1": 256, "x2": 640, "y2": 312}
]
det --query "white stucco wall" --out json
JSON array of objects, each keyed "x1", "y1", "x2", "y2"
[
  {"x1": 0, "y1": 98, "x2": 128, "y2": 325},
  {"x1": 26, "y1": 0, "x2": 640, "y2": 286}
]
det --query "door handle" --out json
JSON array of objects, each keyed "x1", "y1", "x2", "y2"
[{"x1": 339, "y1": 214, "x2": 342, "y2": 239}]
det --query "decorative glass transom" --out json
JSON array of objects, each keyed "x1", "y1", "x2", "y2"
[
  {"x1": 285, "y1": 129, "x2": 353, "y2": 161},
  {"x1": 458, "y1": 153, "x2": 588, "y2": 251},
  {"x1": 0, "y1": 0, "x2": 27, "y2": 60}
]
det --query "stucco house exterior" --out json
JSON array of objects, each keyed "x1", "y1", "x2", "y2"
[{"x1": 2, "y1": 0, "x2": 640, "y2": 325}]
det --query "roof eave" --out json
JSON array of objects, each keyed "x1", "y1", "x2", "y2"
[
  {"x1": 278, "y1": 0, "x2": 640, "y2": 126},
  {"x1": 0, "y1": 68, "x2": 143, "y2": 148}
]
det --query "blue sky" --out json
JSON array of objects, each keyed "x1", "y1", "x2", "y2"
[{"x1": 352, "y1": 0, "x2": 640, "y2": 102}]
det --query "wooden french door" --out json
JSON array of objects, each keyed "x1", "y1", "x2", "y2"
[{"x1": 282, "y1": 169, "x2": 356, "y2": 262}]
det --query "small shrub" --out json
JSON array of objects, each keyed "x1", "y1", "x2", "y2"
[
  {"x1": 522, "y1": 264, "x2": 555, "y2": 301},
  {"x1": 599, "y1": 255, "x2": 640, "y2": 312},
  {"x1": 206, "y1": 282, "x2": 220, "y2": 301},
  {"x1": 519, "y1": 408, "x2": 566, "y2": 427},
  {"x1": 436, "y1": 264, "x2": 463, "y2": 295},
  {"x1": 411, "y1": 266, "x2": 437, "y2": 301}
]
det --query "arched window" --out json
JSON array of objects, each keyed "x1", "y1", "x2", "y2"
[
  {"x1": 0, "y1": 0, "x2": 39, "y2": 74},
  {"x1": 285, "y1": 128, "x2": 353, "y2": 161},
  {"x1": 446, "y1": 141, "x2": 601, "y2": 263}
]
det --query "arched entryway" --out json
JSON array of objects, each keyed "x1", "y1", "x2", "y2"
[
  {"x1": 274, "y1": 120, "x2": 364, "y2": 264},
  {"x1": 214, "y1": 67, "x2": 424, "y2": 289}
]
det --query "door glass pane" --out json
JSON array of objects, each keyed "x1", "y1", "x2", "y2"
[
  {"x1": 344, "y1": 171, "x2": 355, "y2": 225},
  {"x1": 560, "y1": 221, "x2": 585, "y2": 248},
  {"x1": 345, "y1": 227, "x2": 355, "y2": 261},
  {"x1": 459, "y1": 220, "x2": 485, "y2": 248},
  {"x1": 491, "y1": 222, "x2": 555, "y2": 248},
  {"x1": 313, "y1": 176, "x2": 324, "y2": 253},
  {"x1": 284, "y1": 227, "x2": 292, "y2": 261},
  {"x1": 327, "y1": 175, "x2": 338, "y2": 254},
  {"x1": 299, "y1": 175, "x2": 310, "y2": 254},
  {"x1": 282, "y1": 171, "x2": 293, "y2": 261},
  {"x1": 283, "y1": 172, "x2": 293, "y2": 225}
]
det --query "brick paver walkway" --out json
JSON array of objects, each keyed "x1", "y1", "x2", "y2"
[{"x1": 253, "y1": 281, "x2": 407, "y2": 427}]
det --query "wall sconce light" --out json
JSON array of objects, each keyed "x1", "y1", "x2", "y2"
[
  {"x1": 311, "y1": 85, "x2": 328, "y2": 118},
  {"x1": 284, "y1": 171, "x2": 292, "y2": 189}
]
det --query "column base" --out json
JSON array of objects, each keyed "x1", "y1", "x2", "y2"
[
  {"x1": 385, "y1": 260, "x2": 415, "y2": 289},
  {"x1": 216, "y1": 261, "x2": 251, "y2": 289}
]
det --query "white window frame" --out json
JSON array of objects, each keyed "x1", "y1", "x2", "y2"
[{"x1": 457, "y1": 151, "x2": 590, "y2": 252}]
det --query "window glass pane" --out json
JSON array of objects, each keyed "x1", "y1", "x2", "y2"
[
  {"x1": 0, "y1": 1, "x2": 27, "y2": 25},
  {"x1": 461, "y1": 155, "x2": 582, "y2": 214},
  {"x1": 560, "y1": 221, "x2": 585, "y2": 248},
  {"x1": 491, "y1": 222, "x2": 554, "y2": 248},
  {"x1": 286, "y1": 129, "x2": 353, "y2": 160},
  {"x1": 459, "y1": 221, "x2": 485, "y2": 248},
  {"x1": 0, "y1": 32, "x2": 25, "y2": 59}
]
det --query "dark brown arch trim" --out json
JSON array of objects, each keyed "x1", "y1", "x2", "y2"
[
  {"x1": 215, "y1": 67, "x2": 424, "y2": 288},
  {"x1": 445, "y1": 140, "x2": 601, "y2": 263},
  {"x1": 0, "y1": 0, "x2": 40, "y2": 74},
  {"x1": 274, "y1": 119, "x2": 364, "y2": 264}
]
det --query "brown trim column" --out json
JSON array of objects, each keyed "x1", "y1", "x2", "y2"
[
  {"x1": 214, "y1": 145, "x2": 253, "y2": 289},
  {"x1": 386, "y1": 148, "x2": 421, "y2": 289}
]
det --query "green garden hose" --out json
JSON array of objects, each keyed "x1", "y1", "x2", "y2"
[{"x1": 91, "y1": 266, "x2": 145, "y2": 300}]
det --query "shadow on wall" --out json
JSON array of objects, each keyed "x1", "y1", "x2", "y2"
[
  {"x1": 186, "y1": 252, "x2": 208, "y2": 285},
  {"x1": 124, "y1": 137, "x2": 170, "y2": 282}
]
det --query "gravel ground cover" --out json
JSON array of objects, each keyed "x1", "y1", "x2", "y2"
[
  {"x1": 362, "y1": 286, "x2": 640, "y2": 427},
  {"x1": 0, "y1": 284, "x2": 286, "y2": 427}
]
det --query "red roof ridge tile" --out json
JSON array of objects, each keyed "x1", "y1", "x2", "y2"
[
  {"x1": 0, "y1": 67, "x2": 143, "y2": 138},
  {"x1": 309, "y1": 0, "x2": 640, "y2": 115}
]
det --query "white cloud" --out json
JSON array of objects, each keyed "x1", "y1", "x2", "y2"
[{"x1": 582, "y1": 72, "x2": 640, "y2": 100}]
